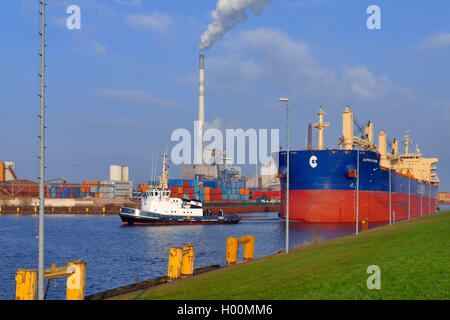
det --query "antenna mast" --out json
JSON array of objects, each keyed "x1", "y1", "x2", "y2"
[{"x1": 38, "y1": 0, "x2": 47, "y2": 300}]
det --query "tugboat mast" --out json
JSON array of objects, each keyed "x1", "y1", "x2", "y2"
[{"x1": 160, "y1": 153, "x2": 169, "y2": 189}]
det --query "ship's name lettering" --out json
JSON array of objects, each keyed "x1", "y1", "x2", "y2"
[{"x1": 362, "y1": 158, "x2": 378, "y2": 163}]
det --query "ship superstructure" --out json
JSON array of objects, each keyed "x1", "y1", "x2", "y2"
[{"x1": 337, "y1": 106, "x2": 439, "y2": 185}]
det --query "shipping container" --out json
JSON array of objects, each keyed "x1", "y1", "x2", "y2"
[{"x1": 203, "y1": 181, "x2": 217, "y2": 188}]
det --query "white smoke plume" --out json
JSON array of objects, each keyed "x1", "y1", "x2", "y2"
[{"x1": 200, "y1": 0, "x2": 272, "y2": 50}]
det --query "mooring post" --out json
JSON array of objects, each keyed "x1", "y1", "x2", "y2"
[
  {"x1": 15, "y1": 269, "x2": 38, "y2": 300},
  {"x1": 243, "y1": 235, "x2": 255, "y2": 260},
  {"x1": 226, "y1": 235, "x2": 255, "y2": 266},
  {"x1": 167, "y1": 247, "x2": 183, "y2": 280},
  {"x1": 181, "y1": 244, "x2": 195, "y2": 277},
  {"x1": 226, "y1": 237, "x2": 239, "y2": 266},
  {"x1": 66, "y1": 260, "x2": 86, "y2": 300},
  {"x1": 361, "y1": 218, "x2": 369, "y2": 231}
]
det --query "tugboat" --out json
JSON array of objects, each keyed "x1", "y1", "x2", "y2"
[{"x1": 119, "y1": 153, "x2": 241, "y2": 226}]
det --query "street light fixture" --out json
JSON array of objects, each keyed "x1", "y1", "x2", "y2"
[{"x1": 279, "y1": 98, "x2": 290, "y2": 254}]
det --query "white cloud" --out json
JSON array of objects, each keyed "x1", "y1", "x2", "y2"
[
  {"x1": 416, "y1": 33, "x2": 450, "y2": 50},
  {"x1": 98, "y1": 89, "x2": 178, "y2": 108},
  {"x1": 207, "y1": 27, "x2": 394, "y2": 103},
  {"x1": 125, "y1": 12, "x2": 174, "y2": 34}
]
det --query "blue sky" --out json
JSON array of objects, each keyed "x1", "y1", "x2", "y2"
[{"x1": 1, "y1": 0, "x2": 449, "y2": 190}]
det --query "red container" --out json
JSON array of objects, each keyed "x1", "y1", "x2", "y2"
[{"x1": 185, "y1": 187, "x2": 194, "y2": 194}]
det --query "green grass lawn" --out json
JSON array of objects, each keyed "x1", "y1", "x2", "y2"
[{"x1": 120, "y1": 212, "x2": 449, "y2": 300}]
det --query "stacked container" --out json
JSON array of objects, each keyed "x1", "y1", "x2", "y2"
[{"x1": 251, "y1": 190, "x2": 281, "y2": 201}]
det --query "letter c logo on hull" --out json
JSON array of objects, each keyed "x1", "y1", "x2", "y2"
[{"x1": 309, "y1": 155, "x2": 318, "y2": 168}]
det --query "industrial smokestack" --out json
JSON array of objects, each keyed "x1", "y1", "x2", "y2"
[
  {"x1": 195, "y1": 53, "x2": 205, "y2": 164},
  {"x1": 199, "y1": 53, "x2": 205, "y2": 128}
]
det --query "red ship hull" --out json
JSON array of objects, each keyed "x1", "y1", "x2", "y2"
[{"x1": 280, "y1": 189, "x2": 438, "y2": 223}]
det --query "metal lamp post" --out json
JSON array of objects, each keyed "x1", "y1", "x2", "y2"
[
  {"x1": 356, "y1": 148, "x2": 359, "y2": 235},
  {"x1": 389, "y1": 158, "x2": 392, "y2": 225},
  {"x1": 408, "y1": 173, "x2": 411, "y2": 220},
  {"x1": 38, "y1": 0, "x2": 46, "y2": 300},
  {"x1": 279, "y1": 98, "x2": 290, "y2": 253}
]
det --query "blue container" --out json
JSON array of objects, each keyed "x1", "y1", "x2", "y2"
[
  {"x1": 200, "y1": 188, "x2": 205, "y2": 195},
  {"x1": 188, "y1": 179, "x2": 200, "y2": 187},
  {"x1": 203, "y1": 181, "x2": 217, "y2": 188},
  {"x1": 72, "y1": 187, "x2": 81, "y2": 198}
]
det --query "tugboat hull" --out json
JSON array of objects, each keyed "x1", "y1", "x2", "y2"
[{"x1": 119, "y1": 207, "x2": 241, "y2": 226}]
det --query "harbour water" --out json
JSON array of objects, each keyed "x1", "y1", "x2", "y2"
[{"x1": 1, "y1": 212, "x2": 388, "y2": 300}]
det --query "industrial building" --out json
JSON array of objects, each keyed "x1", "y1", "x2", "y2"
[{"x1": 0, "y1": 161, "x2": 17, "y2": 182}]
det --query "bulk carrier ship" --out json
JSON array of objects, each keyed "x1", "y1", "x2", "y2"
[{"x1": 278, "y1": 106, "x2": 439, "y2": 223}]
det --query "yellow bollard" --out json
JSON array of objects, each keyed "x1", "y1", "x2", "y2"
[
  {"x1": 226, "y1": 237, "x2": 239, "y2": 266},
  {"x1": 167, "y1": 247, "x2": 183, "y2": 280},
  {"x1": 227, "y1": 235, "x2": 255, "y2": 266},
  {"x1": 66, "y1": 260, "x2": 86, "y2": 300},
  {"x1": 17, "y1": 207, "x2": 20, "y2": 215},
  {"x1": 243, "y1": 235, "x2": 255, "y2": 260},
  {"x1": 0, "y1": 206, "x2": 2, "y2": 215},
  {"x1": 181, "y1": 244, "x2": 195, "y2": 276},
  {"x1": 361, "y1": 218, "x2": 369, "y2": 232},
  {"x1": 15, "y1": 269, "x2": 37, "y2": 300}
]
